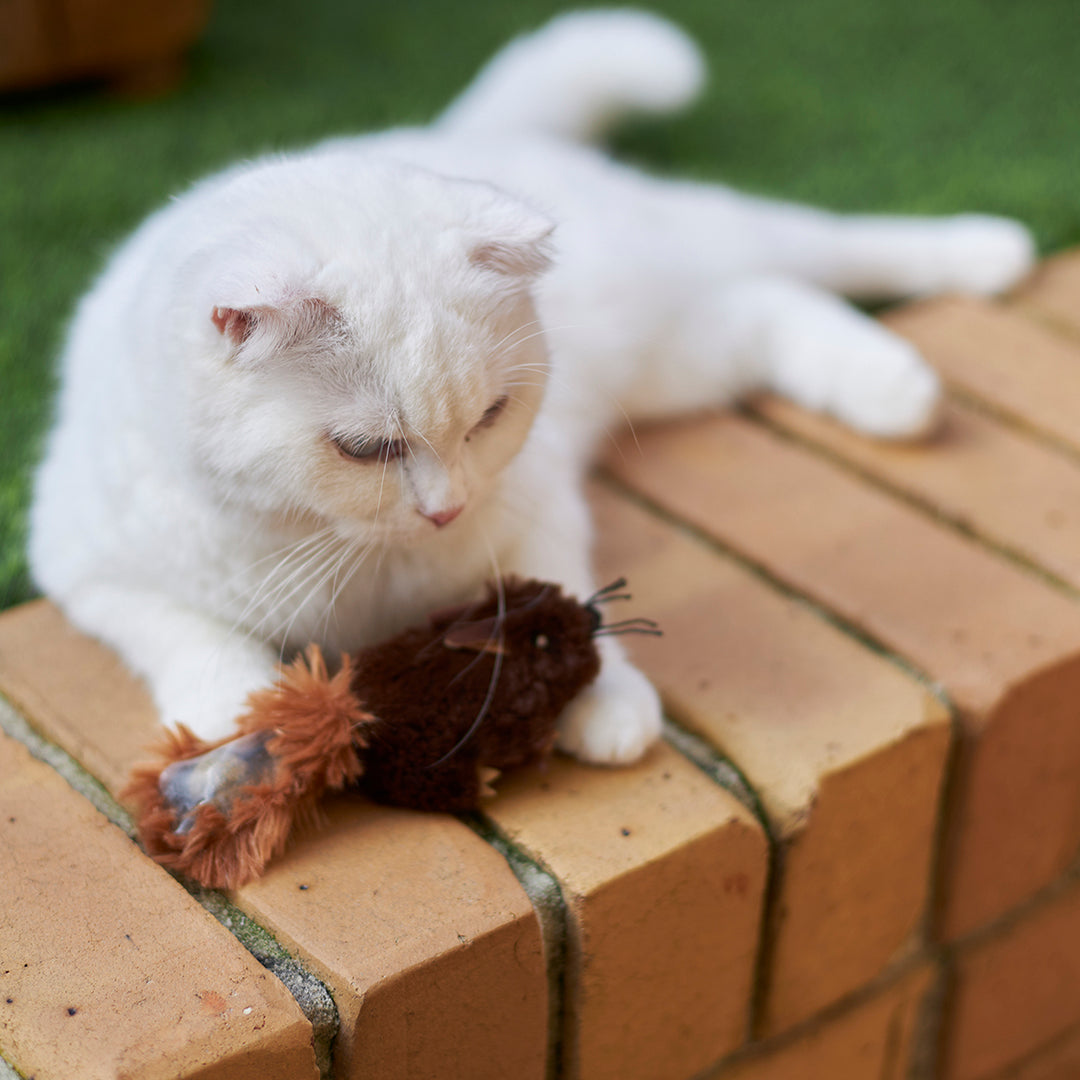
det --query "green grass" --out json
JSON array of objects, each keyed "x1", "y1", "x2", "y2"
[{"x1": 3, "y1": 0, "x2": 1079, "y2": 609}]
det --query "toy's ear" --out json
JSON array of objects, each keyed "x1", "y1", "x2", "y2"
[{"x1": 443, "y1": 617, "x2": 507, "y2": 655}]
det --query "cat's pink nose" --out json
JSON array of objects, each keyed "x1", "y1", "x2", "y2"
[{"x1": 422, "y1": 505, "x2": 464, "y2": 528}]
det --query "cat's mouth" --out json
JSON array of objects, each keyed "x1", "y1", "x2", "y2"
[{"x1": 334, "y1": 511, "x2": 461, "y2": 547}]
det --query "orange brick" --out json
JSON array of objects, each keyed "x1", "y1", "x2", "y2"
[
  {"x1": 0, "y1": 603, "x2": 548, "y2": 1080},
  {"x1": 1011, "y1": 247, "x2": 1080, "y2": 340},
  {"x1": 708, "y1": 960, "x2": 937, "y2": 1080},
  {"x1": 884, "y1": 296, "x2": 1080, "y2": 453},
  {"x1": 987, "y1": 1025, "x2": 1080, "y2": 1080},
  {"x1": 944, "y1": 877, "x2": 1080, "y2": 1080},
  {"x1": 591, "y1": 485, "x2": 949, "y2": 1035},
  {"x1": 0, "y1": 729, "x2": 318, "y2": 1080},
  {"x1": 604, "y1": 414, "x2": 1080, "y2": 941},
  {"x1": 487, "y1": 743, "x2": 768, "y2": 1080},
  {"x1": 756, "y1": 395, "x2": 1080, "y2": 592},
  {"x1": 233, "y1": 802, "x2": 547, "y2": 1080},
  {"x1": 0, "y1": 600, "x2": 157, "y2": 793}
]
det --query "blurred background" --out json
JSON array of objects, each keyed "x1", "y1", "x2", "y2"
[{"x1": 1, "y1": 0, "x2": 1078, "y2": 611}]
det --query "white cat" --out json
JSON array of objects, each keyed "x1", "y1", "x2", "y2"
[{"x1": 29, "y1": 10, "x2": 1033, "y2": 764}]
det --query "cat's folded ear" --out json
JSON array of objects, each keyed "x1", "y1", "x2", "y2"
[
  {"x1": 467, "y1": 193, "x2": 556, "y2": 281},
  {"x1": 211, "y1": 305, "x2": 258, "y2": 346},
  {"x1": 201, "y1": 238, "x2": 345, "y2": 362},
  {"x1": 210, "y1": 295, "x2": 343, "y2": 363}
]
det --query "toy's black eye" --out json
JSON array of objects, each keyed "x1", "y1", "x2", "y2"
[
  {"x1": 532, "y1": 632, "x2": 550, "y2": 650},
  {"x1": 331, "y1": 434, "x2": 404, "y2": 463}
]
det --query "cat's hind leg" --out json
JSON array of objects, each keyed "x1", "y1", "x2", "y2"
[
  {"x1": 721, "y1": 193, "x2": 1035, "y2": 302},
  {"x1": 619, "y1": 275, "x2": 941, "y2": 439}
]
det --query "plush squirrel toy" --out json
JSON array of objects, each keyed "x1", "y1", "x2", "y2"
[{"x1": 126, "y1": 577, "x2": 658, "y2": 889}]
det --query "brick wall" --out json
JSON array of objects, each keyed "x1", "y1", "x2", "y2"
[{"x1": 5, "y1": 253, "x2": 1080, "y2": 1078}]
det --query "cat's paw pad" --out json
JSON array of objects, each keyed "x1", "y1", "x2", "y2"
[
  {"x1": 932, "y1": 215, "x2": 1036, "y2": 297},
  {"x1": 556, "y1": 663, "x2": 663, "y2": 764}
]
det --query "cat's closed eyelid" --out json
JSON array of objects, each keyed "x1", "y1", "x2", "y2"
[
  {"x1": 329, "y1": 433, "x2": 404, "y2": 463},
  {"x1": 474, "y1": 395, "x2": 510, "y2": 431}
]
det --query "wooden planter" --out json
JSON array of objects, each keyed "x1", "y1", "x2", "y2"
[{"x1": 0, "y1": 0, "x2": 211, "y2": 94}]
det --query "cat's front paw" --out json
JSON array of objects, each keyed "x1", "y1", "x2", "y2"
[
  {"x1": 159, "y1": 653, "x2": 278, "y2": 742},
  {"x1": 557, "y1": 661, "x2": 663, "y2": 764},
  {"x1": 929, "y1": 215, "x2": 1035, "y2": 297}
]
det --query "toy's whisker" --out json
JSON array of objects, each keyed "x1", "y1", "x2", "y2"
[
  {"x1": 428, "y1": 534, "x2": 507, "y2": 769},
  {"x1": 594, "y1": 622, "x2": 663, "y2": 638},
  {"x1": 588, "y1": 577, "x2": 629, "y2": 604},
  {"x1": 597, "y1": 616, "x2": 661, "y2": 631}
]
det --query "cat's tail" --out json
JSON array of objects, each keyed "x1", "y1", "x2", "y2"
[{"x1": 437, "y1": 9, "x2": 706, "y2": 144}]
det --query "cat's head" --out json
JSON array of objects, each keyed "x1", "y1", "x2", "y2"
[{"x1": 177, "y1": 154, "x2": 554, "y2": 544}]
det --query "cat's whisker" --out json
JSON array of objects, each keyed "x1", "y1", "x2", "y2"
[
  {"x1": 223, "y1": 529, "x2": 343, "y2": 637},
  {"x1": 604, "y1": 394, "x2": 642, "y2": 460},
  {"x1": 492, "y1": 328, "x2": 555, "y2": 357},
  {"x1": 201, "y1": 528, "x2": 348, "y2": 688},
  {"x1": 238, "y1": 532, "x2": 349, "y2": 644},
  {"x1": 428, "y1": 533, "x2": 507, "y2": 768},
  {"x1": 489, "y1": 317, "x2": 544, "y2": 358},
  {"x1": 372, "y1": 442, "x2": 391, "y2": 529},
  {"x1": 410, "y1": 424, "x2": 444, "y2": 469},
  {"x1": 391, "y1": 415, "x2": 411, "y2": 517},
  {"x1": 274, "y1": 534, "x2": 368, "y2": 657},
  {"x1": 316, "y1": 538, "x2": 373, "y2": 641},
  {"x1": 301, "y1": 537, "x2": 372, "y2": 651},
  {"x1": 502, "y1": 361, "x2": 643, "y2": 460},
  {"x1": 213, "y1": 525, "x2": 339, "y2": 615},
  {"x1": 492, "y1": 321, "x2": 580, "y2": 362}
]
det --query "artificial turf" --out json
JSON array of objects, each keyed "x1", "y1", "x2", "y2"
[{"x1": 2, "y1": 0, "x2": 1078, "y2": 610}]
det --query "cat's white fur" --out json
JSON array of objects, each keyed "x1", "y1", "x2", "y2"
[{"x1": 30, "y1": 10, "x2": 1034, "y2": 763}]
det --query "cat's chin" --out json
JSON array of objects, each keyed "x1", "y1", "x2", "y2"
[{"x1": 333, "y1": 515, "x2": 462, "y2": 548}]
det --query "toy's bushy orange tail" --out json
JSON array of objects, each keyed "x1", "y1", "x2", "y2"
[{"x1": 124, "y1": 646, "x2": 371, "y2": 890}]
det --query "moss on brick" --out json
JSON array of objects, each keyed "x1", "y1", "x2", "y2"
[{"x1": 463, "y1": 811, "x2": 568, "y2": 1080}]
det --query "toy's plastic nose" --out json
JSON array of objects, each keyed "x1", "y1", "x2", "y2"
[{"x1": 422, "y1": 505, "x2": 464, "y2": 528}]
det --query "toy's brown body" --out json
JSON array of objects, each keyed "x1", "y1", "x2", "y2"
[
  {"x1": 356, "y1": 578, "x2": 602, "y2": 811},
  {"x1": 126, "y1": 578, "x2": 635, "y2": 888}
]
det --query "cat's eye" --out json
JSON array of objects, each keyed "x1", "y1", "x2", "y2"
[
  {"x1": 473, "y1": 395, "x2": 509, "y2": 433},
  {"x1": 330, "y1": 434, "x2": 404, "y2": 463}
]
